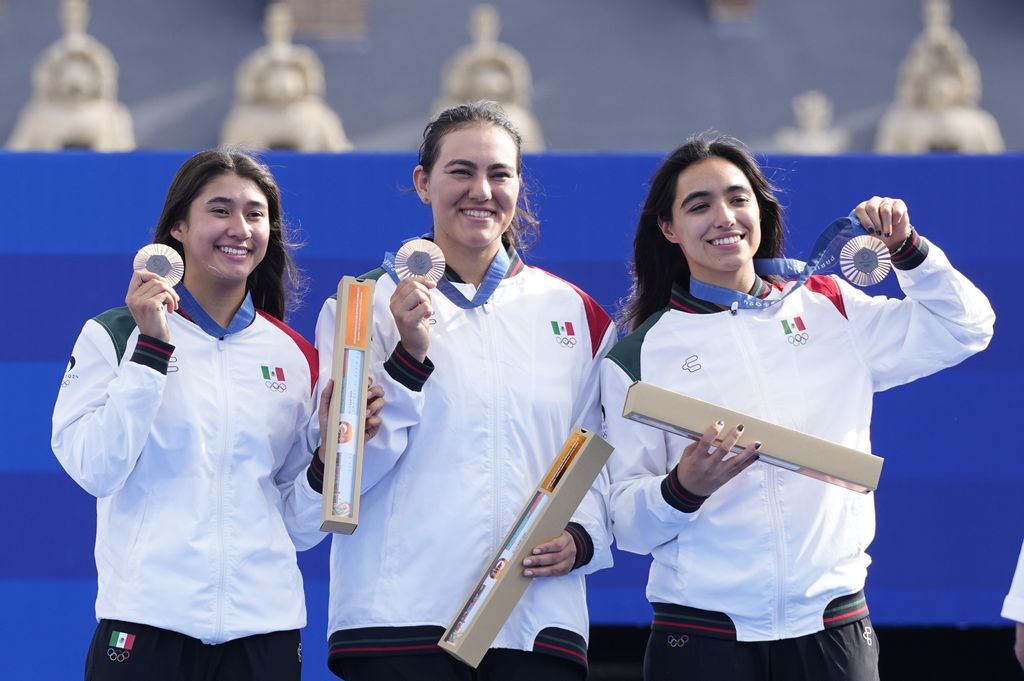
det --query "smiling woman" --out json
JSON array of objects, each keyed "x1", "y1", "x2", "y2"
[
  {"x1": 50, "y1": 148, "x2": 384, "y2": 681},
  {"x1": 312, "y1": 102, "x2": 615, "y2": 681},
  {"x1": 601, "y1": 134, "x2": 995, "y2": 681}
]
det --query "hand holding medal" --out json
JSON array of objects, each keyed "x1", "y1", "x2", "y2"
[
  {"x1": 388, "y1": 239, "x2": 445, "y2": 362},
  {"x1": 127, "y1": 244, "x2": 183, "y2": 342}
]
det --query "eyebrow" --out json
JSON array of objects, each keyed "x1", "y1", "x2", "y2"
[
  {"x1": 680, "y1": 185, "x2": 750, "y2": 206},
  {"x1": 206, "y1": 196, "x2": 268, "y2": 210},
  {"x1": 444, "y1": 159, "x2": 515, "y2": 172}
]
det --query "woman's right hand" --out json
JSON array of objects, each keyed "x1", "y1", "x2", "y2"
[
  {"x1": 676, "y1": 420, "x2": 760, "y2": 497},
  {"x1": 126, "y1": 270, "x2": 179, "y2": 343},
  {"x1": 388, "y1": 277, "x2": 436, "y2": 362}
]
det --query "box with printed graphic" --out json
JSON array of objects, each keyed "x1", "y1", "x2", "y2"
[
  {"x1": 622, "y1": 381, "x2": 883, "y2": 493},
  {"x1": 438, "y1": 427, "x2": 613, "y2": 668},
  {"x1": 320, "y1": 276, "x2": 375, "y2": 534}
]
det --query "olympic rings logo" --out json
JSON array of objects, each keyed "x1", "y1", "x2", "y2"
[
  {"x1": 666, "y1": 633, "x2": 689, "y2": 648},
  {"x1": 107, "y1": 647, "x2": 131, "y2": 663},
  {"x1": 862, "y1": 626, "x2": 874, "y2": 647},
  {"x1": 555, "y1": 336, "x2": 577, "y2": 348},
  {"x1": 265, "y1": 380, "x2": 287, "y2": 392},
  {"x1": 787, "y1": 333, "x2": 809, "y2": 346}
]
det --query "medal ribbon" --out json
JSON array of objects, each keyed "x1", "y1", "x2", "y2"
[
  {"x1": 382, "y1": 234, "x2": 511, "y2": 310},
  {"x1": 688, "y1": 214, "x2": 869, "y2": 310}
]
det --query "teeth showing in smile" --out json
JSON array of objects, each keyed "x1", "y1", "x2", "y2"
[
  {"x1": 710, "y1": 235, "x2": 741, "y2": 246},
  {"x1": 461, "y1": 209, "x2": 493, "y2": 218},
  {"x1": 218, "y1": 246, "x2": 248, "y2": 256}
]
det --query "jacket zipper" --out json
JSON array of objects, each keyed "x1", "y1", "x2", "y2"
[
  {"x1": 214, "y1": 336, "x2": 230, "y2": 641},
  {"x1": 730, "y1": 315, "x2": 789, "y2": 637},
  {"x1": 481, "y1": 300, "x2": 503, "y2": 553}
]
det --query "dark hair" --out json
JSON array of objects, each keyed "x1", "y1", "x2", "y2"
[
  {"x1": 418, "y1": 100, "x2": 539, "y2": 251},
  {"x1": 151, "y1": 148, "x2": 303, "y2": 321},
  {"x1": 619, "y1": 135, "x2": 785, "y2": 332}
]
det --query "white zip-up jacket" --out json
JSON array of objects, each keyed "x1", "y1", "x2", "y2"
[
  {"x1": 602, "y1": 234, "x2": 993, "y2": 641},
  {"x1": 1003, "y1": 540, "x2": 1024, "y2": 623},
  {"x1": 51, "y1": 294, "x2": 323, "y2": 644},
  {"x1": 313, "y1": 248, "x2": 615, "y2": 667}
]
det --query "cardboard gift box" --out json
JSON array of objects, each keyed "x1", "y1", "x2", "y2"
[
  {"x1": 320, "y1": 276, "x2": 374, "y2": 534},
  {"x1": 622, "y1": 381, "x2": 883, "y2": 493},
  {"x1": 438, "y1": 427, "x2": 614, "y2": 667}
]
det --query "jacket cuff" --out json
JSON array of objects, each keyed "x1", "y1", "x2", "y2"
[
  {"x1": 889, "y1": 228, "x2": 929, "y2": 270},
  {"x1": 565, "y1": 522, "x2": 594, "y2": 570},
  {"x1": 307, "y1": 450, "x2": 325, "y2": 494},
  {"x1": 661, "y1": 466, "x2": 708, "y2": 513},
  {"x1": 131, "y1": 335, "x2": 175, "y2": 374},
  {"x1": 383, "y1": 342, "x2": 434, "y2": 392}
]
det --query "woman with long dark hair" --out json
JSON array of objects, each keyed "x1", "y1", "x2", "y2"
[
  {"x1": 602, "y1": 135, "x2": 994, "y2": 681},
  {"x1": 52, "y1": 148, "x2": 382, "y2": 681}
]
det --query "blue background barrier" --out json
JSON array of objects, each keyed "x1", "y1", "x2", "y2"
[{"x1": 0, "y1": 151, "x2": 1020, "y2": 679}]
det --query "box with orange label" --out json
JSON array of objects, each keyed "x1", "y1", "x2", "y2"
[
  {"x1": 320, "y1": 276, "x2": 375, "y2": 534},
  {"x1": 437, "y1": 427, "x2": 613, "y2": 667}
]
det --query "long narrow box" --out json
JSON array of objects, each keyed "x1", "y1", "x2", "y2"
[
  {"x1": 622, "y1": 381, "x2": 883, "y2": 493},
  {"x1": 320, "y1": 276, "x2": 375, "y2": 534},
  {"x1": 438, "y1": 427, "x2": 613, "y2": 667}
]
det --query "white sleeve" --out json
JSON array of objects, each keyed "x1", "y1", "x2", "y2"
[
  {"x1": 842, "y1": 239, "x2": 994, "y2": 392},
  {"x1": 51, "y1": 321, "x2": 166, "y2": 498},
  {"x1": 602, "y1": 357, "x2": 705, "y2": 556},
  {"x1": 568, "y1": 321, "x2": 617, "y2": 575},
  {"x1": 275, "y1": 382, "x2": 325, "y2": 552},
  {"x1": 1003, "y1": 540, "x2": 1024, "y2": 623}
]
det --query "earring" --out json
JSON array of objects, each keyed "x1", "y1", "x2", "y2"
[{"x1": 421, "y1": 195, "x2": 430, "y2": 204}]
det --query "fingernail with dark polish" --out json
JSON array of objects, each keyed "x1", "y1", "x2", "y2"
[
  {"x1": 754, "y1": 441, "x2": 762, "y2": 450},
  {"x1": 737, "y1": 424, "x2": 745, "y2": 433},
  {"x1": 715, "y1": 420, "x2": 724, "y2": 428}
]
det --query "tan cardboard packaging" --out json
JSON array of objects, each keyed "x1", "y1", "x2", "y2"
[
  {"x1": 320, "y1": 276, "x2": 374, "y2": 533},
  {"x1": 438, "y1": 427, "x2": 614, "y2": 667},
  {"x1": 622, "y1": 381, "x2": 883, "y2": 493}
]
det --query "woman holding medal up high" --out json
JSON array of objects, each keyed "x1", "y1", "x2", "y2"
[
  {"x1": 51, "y1": 149, "x2": 383, "y2": 681},
  {"x1": 312, "y1": 101, "x2": 615, "y2": 680},
  {"x1": 600, "y1": 135, "x2": 994, "y2": 681}
]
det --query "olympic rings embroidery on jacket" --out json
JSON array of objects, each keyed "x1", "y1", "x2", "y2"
[
  {"x1": 555, "y1": 336, "x2": 577, "y2": 348},
  {"x1": 787, "y1": 332, "x2": 810, "y2": 346},
  {"x1": 107, "y1": 647, "x2": 131, "y2": 663},
  {"x1": 265, "y1": 381, "x2": 287, "y2": 392}
]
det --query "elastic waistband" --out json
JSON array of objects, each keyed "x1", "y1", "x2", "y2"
[
  {"x1": 651, "y1": 590, "x2": 869, "y2": 641},
  {"x1": 327, "y1": 625, "x2": 587, "y2": 669}
]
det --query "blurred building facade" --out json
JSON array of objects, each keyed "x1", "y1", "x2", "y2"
[{"x1": 1, "y1": 0, "x2": 1021, "y2": 152}]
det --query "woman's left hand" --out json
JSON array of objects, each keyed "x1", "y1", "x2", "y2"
[
  {"x1": 854, "y1": 196, "x2": 911, "y2": 251},
  {"x1": 523, "y1": 531, "x2": 576, "y2": 578}
]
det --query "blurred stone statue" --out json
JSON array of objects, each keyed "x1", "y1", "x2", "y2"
[
  {"x1": 435, "y1": 4, "x2": 545, "y2": 151},
  {"x1": 875, "y1": 0, "x2": 1004, "y2": 153},
  {"x1": 221, "y1": 2, "x2": 352, "y2": 151},
  {"x1": 6, "y1": 0, "x2": 134, "y2": 151},
  {"x1": 774, "y1": 90, "x2": 849, "y2": 154}
]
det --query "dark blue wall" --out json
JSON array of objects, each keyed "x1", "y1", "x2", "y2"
[{"x1": 1, "y1": 151, "x2": 1020, "y2": 680}]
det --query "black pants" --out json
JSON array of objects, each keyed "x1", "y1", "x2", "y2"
[
  {"x1": 84, "y1": 619, "x2": 301, "y2": 681},
  {"x1": 644, "y1": 618, "x2": 879, "y2": 681},
  {"x1": 333, "y1": 648, "x2": 586, "y2": 681}
]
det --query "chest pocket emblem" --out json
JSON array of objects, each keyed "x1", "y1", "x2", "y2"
[
  {"x1": 262, "y1": 365, "x2": 288, "y2": 392},
  {"x1": 550, "y1": 320, "x2": 578, "y2": 348},
  {"x1": 781, "y1": 317, "x2": 810, "y2": 347}
]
